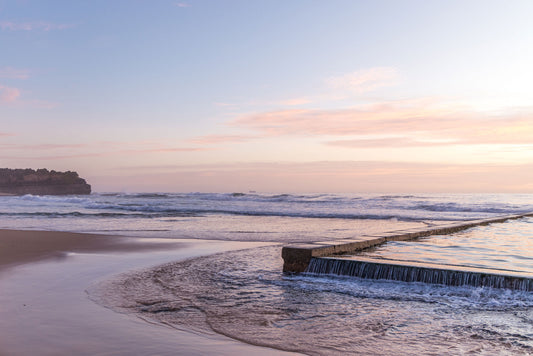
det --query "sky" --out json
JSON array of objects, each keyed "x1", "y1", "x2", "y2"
[{"x1": 1, "y1": 0, "x2": 533, "y2": 193}]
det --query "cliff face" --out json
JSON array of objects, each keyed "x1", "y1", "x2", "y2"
[{"x1": 0, "y1": 168, "x2": 91, "y2": 195}]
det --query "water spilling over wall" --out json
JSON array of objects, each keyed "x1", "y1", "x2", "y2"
[{"x1": 305, "y1": 257, "x2": 533, "y2": 291}]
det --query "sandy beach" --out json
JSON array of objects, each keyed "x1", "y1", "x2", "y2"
[
  {"x1": 0, "y1": 229, "x2": 298, "y2": 355},
  {"x1": 0, "y1": 229, "x2": 189, "y2": 271}
]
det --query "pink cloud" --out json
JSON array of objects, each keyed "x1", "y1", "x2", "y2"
[
  {"x1": 232, "y1": 100, "x2": 456, "y2": 136},
  {"x1": 0, "y1": 152, "x2": 106, "y2": 160},
  {"x1": 102, "y1": 161, "x2": 533, "y2": 193},
  {"x1": 326, "y1": 137, "x2": 457, "y2": 148},
  {"x1": 0, "y1": 143, "x2": 87, "y2": 150},
  {"x1": 211, "y1": 68, "x2": 397, "y2": 112},
  {"x1": 187, "y1": 134, "x2": 254, "y2": 145},
  {"x1": 0, "y1": 143, "x2": 95, "y2": 161},
  {"x1": 0, "y1": 84, "x2": 20, "y2": 103},
  {"x1": 232, "y1": 99, "x2": 533, "y2": 146},
  {"x1": 0, "y1": 21, "x2": 73, "y2": 31},
  {"x1": 325, "y1": 67, "x2": 398, "y2": 94},
  {"x1": 174, "y1": 2, "x2": 191, "y2": 8},
  {"x1": 141, "y1": 147, "x2": 209, "y2": 153},
  {"x1": 0, "y1": 139, "x2": 208, "y2": 154},
  {"x1": 0, "y1": 67, "x2": 30, "y2": 79}
]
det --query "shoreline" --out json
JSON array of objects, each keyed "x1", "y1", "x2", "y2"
[
  {"x1": 0, "y1": 229, "x2": 299, "y2": 355},
  {"x1": 0, "y1": 229, "x2": 189, "y2": 272}
]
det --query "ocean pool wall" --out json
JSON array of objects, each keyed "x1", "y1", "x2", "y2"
[
  {"x1": 282, "y1": 213, "x2": 533, "y2": 273},
  {"x1": 305, "y1": 256, "x2": 533, "y2": 291}
]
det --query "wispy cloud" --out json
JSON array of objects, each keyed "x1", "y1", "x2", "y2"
[
  {"x1": 0, "y1": 67, "x2": 30, "y2": 79},
  {"x1": 231, "y1": 99, "x2": 533, "y2": 146},
  {"x1": 0, "y1": 85, "x2": 60, "y2": 108},
  {"x1": 0, "y1": 84, "x2": 20, "y2": 103},
  {"x1": 0, "y1": 152, "x2": 106, "y2": 160},
  {"x1": 325, "y1": 137, "x2": 458, "y2": 148},
  {"x1": 174, "y1": 2, "x2": 191, "y2": 8},
  {"x1": 325, "y1": 67, "x2": 398, "y2": 94},
  {"x1": 187, "y1": 134, "x2": 254, "y2": 145},
  {"x1": 0, "y1": 67, "x2": 58, "y2": 108},
  {"x1": 104, "y1": 161, "x2": 533, "y2": 193},
  {"x1": 142, "y1": 147, "x2": 208, "y2": 153},
  {"x1": 0, "y1": 143, "x2": 87, "y2": 150},
  {"x1": 211, "y1": 67, "x2": 399, "y2": 111},
  {"x1": 0, "y1": 21, "x2": 73, "y2": 31},
  {"x1": 0, "y1": 141, "x2": 208, "y2": 159}
]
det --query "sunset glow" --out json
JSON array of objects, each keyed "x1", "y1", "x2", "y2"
[{"x1": 1, "y1": 0, "x2": 532, "y2": 192}]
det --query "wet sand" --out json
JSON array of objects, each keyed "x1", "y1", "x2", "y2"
[
  {"x1": 0, "y1": 229, "x2": 191, "y2": 271},
  {"x1": 0, "y1": 229, "x2": 299, "y2": 355}
]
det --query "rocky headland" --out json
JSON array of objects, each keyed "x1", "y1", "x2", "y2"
[{"x1": 0, "y1": 168, "x2": 91, "y2": 196}]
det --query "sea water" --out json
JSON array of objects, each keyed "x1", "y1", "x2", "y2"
[
  {"x1": 2, "y1": 192, "x2": 533, "y2": 354},
  {"x1": 1, "y1": 192, "x2": 532, "y2": 240},
  {"x1": 354, "y1": 218, "x2": 533, "y2": 275}
]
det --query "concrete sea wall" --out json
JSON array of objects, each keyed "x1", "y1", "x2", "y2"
[
  {"x1": 305, "y1": 256, "x2": 533, "y2": 291},
  {"x1": 282, "y1": 213, "x2": 533, "y2": 273}
]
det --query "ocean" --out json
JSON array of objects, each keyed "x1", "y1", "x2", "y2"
[
  {"x1": 2, "y1": 192, "x2": 532, "y2": 240},
  {"x1": 2, "y1": 192, "x2": 533, "y2": 355}
]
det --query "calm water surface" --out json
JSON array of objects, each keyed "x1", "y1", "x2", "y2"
[{"x1": 356, "y1": 217, "x2": 533, "y2": 275}]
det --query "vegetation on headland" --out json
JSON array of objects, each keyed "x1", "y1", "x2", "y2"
[{"x1": 0, "y1": 168, "x2": 91, "y2": 195}]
